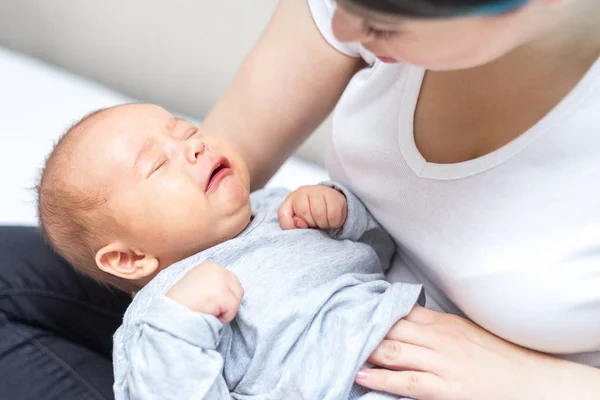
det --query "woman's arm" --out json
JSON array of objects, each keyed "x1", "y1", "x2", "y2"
[
  {"x1": 202, "y1": 0, "x2": 365, "y2": 189},
  {"x1": 357, "y1": 306, "x2": 600, "y2": 400}
]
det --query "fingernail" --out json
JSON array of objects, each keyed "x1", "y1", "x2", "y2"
[{"x1": 356, "y1": 368, "x2": 370, "y2": 381}]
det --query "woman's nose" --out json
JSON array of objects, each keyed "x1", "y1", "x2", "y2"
[{"x1": 331, "y1": 6, "x2": 370, "y2": 43}]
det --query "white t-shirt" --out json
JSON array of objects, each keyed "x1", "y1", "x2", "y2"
[{"x1": 309, "y1": 0, "x2": 600, "y2": 366}]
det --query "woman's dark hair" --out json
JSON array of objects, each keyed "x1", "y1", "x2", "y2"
[{"x1": 343, "y1": 0, "x2": 529, "y2": 18}]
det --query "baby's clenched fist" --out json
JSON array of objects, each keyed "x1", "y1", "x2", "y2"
[
  {"x1": 166, "y1": 262, "x2": 243, "y2": 323},
  {"x1": 278, "y1": 185, "x2": 347, "y2": 231}
]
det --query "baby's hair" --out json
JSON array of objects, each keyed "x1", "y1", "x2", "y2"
[{"x1": 37, "y1": 107, "x2": 139, "y2": 294}]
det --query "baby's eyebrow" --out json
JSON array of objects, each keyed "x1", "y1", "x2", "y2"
[
  {"x1": 165, "y1": 116, "x2": 179, "y2": 133},
  {"x1": 166, "y1": 116, "x2": 188, "y2": 137}
]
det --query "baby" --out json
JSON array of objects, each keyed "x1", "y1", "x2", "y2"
[{"x1": 38, "y1": 103, "x2": 422, "y2": 400}]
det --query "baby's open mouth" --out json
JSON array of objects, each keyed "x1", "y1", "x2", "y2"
[{"x1": 206, "y1": 157, "x2": 231, "y2": 193}]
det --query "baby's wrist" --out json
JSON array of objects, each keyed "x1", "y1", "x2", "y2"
[{"x1": 166, "y1": 288, "x2": 195, "y2": 311}]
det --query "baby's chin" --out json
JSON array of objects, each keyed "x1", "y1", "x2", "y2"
[{"x1": 216, "y1": 175, "x2": 251, "y2": 206}]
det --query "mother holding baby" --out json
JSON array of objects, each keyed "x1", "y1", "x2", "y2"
[{"x1": 1, "y1": 0, "x2": 599, "y2": 398}]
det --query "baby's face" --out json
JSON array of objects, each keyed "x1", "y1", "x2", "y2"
[{"x1": 80, "y1": 104, "x2": 252, "y2": 267}]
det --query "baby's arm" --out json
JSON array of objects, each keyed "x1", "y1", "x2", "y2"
[
  {"x1": 278, "y1": 182, "x2": 395, "y2": 270},
  {"x1": 114, "y1": 263, "x2": 242, "y2": 400},
  {"x1": 321, "y1": 182, "x2": 381, "y2": 242},
  {"x1": 328, "y1": 182, "x2": 397, "y2": 272},
  {"x1": 278, "y1": 182, "x2": 383, "y2": 241}
]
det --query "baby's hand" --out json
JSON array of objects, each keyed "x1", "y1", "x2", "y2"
[
  {"x1": 278, "y1": 185, "x2": 347, "y2": 231},
  {"x1": 166, "y1": 262, "x2": 243, "y2": 323}
]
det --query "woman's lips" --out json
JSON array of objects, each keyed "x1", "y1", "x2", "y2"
[{"x1": 377, "y1": 56, "x2": 399, "y2": 64}]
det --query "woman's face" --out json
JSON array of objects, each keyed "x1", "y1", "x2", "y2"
[{"x1": 332, "y1": 0, "x2": 553, "y2": 70}]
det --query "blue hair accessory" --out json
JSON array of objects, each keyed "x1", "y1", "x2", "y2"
[
  {"x1": 346, "y1": 0, "x2": 530, "y2": 19},
  {"x1": 469, "y1": 0, "x2": 529, "y2": 15}
]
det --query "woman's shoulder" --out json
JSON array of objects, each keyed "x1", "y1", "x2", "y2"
[{"x1": 307, "y1": 0, "x2": 376, "y2": 65}]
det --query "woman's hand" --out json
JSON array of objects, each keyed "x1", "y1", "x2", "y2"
[{"x1": 356, "y1": 305, "x2": 600, "y2": 400}]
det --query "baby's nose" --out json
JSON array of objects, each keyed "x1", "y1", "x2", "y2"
[{"x1": 186, "y1": 139, "x2": 206, "y2": 163}]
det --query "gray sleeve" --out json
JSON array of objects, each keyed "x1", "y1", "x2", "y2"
[
  {"x1": 114, "y1": 296, "x2": 231, "y2": 400},
  {"x1": 322, "y1": 181, "x2": 384, "y2": 241},
  {"x1": 322, "y1": 181, "x2": 396, "y2": 272}
]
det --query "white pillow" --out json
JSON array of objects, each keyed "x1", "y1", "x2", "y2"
[{"x1": 0, "y1": 47, "x2": 327, "y2": 226}]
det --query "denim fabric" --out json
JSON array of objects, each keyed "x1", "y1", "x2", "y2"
[{"x1": 0, "y1": 226, "x2": 131, "y2": 399}]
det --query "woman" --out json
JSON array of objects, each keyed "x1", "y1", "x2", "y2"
[
  {"x1": 202, "y1": 0, "x2": 600, "y2": 397},
  {"x1": 1, "y1": 0, "x2": 599, "y2": 398}
]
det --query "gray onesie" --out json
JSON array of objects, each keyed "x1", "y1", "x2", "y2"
[{"x1": 113, "y1": 184, "x2": 423, "y2": 399}]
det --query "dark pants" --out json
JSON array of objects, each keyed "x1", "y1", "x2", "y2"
[{"x1": 0, "y1": 226, "x2": 131, "y2": 399}]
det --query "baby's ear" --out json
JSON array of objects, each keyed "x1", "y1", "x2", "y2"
[{"x1": 95, "y1": 242, "x2": 159, "y2": 280}]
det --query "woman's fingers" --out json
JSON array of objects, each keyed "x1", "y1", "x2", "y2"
[
  {"x1": 404, "y1": 305, "x2": 441, "y2": 324},
  {"x1": 368, "y1": 340, "x2": 444, "y2": 373},
  {"x1": 356, "y1": 369, "x2": 443, "y2": 399},
  {"x1": 384, "y1": 319, "x2": 440, "y2": 349}
]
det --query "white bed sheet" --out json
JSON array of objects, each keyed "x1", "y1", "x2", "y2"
[{"x1": 0, "y1": 47, "x2": 328, "y2": 226}]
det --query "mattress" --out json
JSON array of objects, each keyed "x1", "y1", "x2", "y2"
[{"x1": 0, "y1": 46, "x2": 328, "y2": 225}]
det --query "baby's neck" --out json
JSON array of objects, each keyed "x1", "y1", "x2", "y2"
[{"x1": 155, "y1": 214, "x2": 255, "y2": 277}]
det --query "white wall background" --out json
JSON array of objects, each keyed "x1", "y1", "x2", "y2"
[{"x1": 0, "y1": 0, "x2": 330, "y2": 166}]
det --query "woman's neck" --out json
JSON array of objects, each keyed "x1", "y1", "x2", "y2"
[{"x1": 481, "y1": 1, "x2": 600, "y2": 82}]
